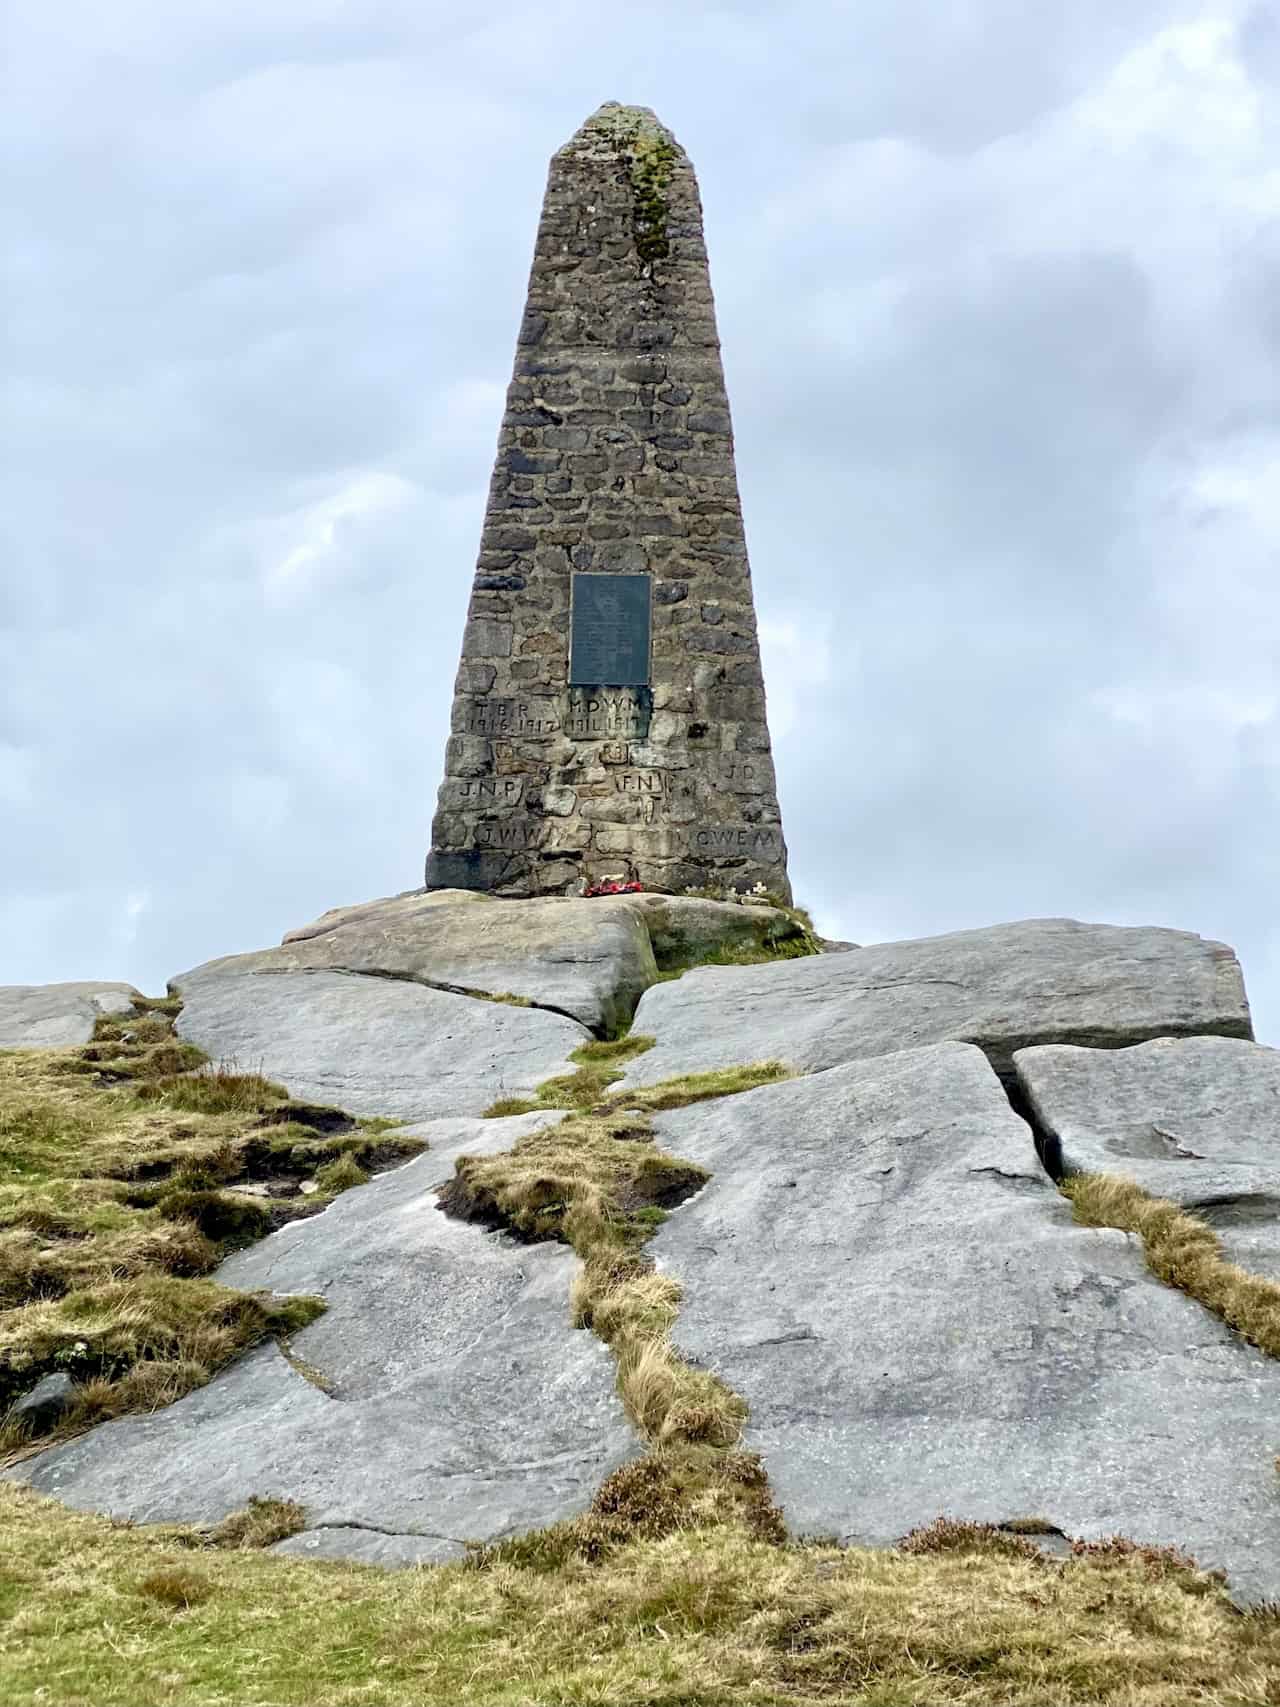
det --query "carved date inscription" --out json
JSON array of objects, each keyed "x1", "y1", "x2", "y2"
[
  {"x1": 460, "y1": 698, "x2": 560, "y2": 738},
  {"x1": 564, "y1": 688, "x2": 652, "y2": 740}
]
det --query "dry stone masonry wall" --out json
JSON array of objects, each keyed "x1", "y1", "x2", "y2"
[{"x1": 425, "y1": 104, "x2": 791, "y2": 900}]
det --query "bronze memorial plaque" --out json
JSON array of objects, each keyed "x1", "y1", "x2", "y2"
[{"x1": 569, "y1": 573, "x2": 651, "y2": 686}]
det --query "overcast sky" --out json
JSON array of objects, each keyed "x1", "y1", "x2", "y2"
[{"x1": 4, "y1": 2, "x2": 1278, "y2": 1040}]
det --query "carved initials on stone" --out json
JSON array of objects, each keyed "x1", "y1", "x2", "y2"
[
  {"x1": 691, "y1": 825, "x2": 784, "y2": 858},
  {"x1": 474, "y1": 820, "x2": 547, "y2": 850}
]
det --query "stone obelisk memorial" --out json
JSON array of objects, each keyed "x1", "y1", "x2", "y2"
[{"x1": 426, "y1": 104, "x2": 791, "y2": 901}]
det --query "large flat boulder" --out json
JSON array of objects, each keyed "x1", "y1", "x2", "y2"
[
  {"x1": 650, "y1": 1043, "x2": 1280, "y2": 1603},
  {"x1": 174, "y1": 968, "x2": 589, "y2": 1122},
  {"x1": 178, "y1": 890, "x2": 658, "y2": 1035},
  {"x1": 624, "y1": 918, "x2": 1251, "y2": 1087},
  {"x1": 0, "y1": 982, "x2": 140, "y2": 1050},
  {"x1": 282, "y1": 887, "x2": 492, "y2": 944},
  {"x1": 180, "y1": 889, "x2": 806, "y2": 1037},
  {"x1": 1015, "y1": 1036, "x2": 1280, "y2": 1281},
  {"x1": 622, "y1": 893, "x2": 807, "y2": 969},
  {"x1": 13, "y1": 1112, "x2": 636, "y2": 1563}
]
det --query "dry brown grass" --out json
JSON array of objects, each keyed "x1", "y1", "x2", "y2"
[
  {"x1": 205, "y1": 1495, "x2": 306, "y2": 1551},
  {"x1": 441, "y1": 1101, "x2": 734, "y2": 1448},
  {"x1": 134, "y1": 1565, "x2": 214, "y2": 1611},
  {"x1": 0, "y1": 1002, "x2": 419, "y2": 1450},
  {"x1": 1, "y1": 1479, "x2": 1274, "y2": 1706},
  {"x1": 468, "y1": 1449, "x2": 785, "y2": 1572},
  {"x1": 1063, "y1": 1173, "x2": 1280, "y2": 1359},
  {"x1": 447, "y1": 1048, "x2": 793, "y2": 1455}
]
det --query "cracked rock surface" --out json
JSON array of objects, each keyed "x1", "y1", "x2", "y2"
[
  {"x1": 1016, "y1": 1035, "x2": 1280, "y2": 1281},
  {"x1": 14, "y1": 1112, "x2": 637, "y2": 1562},
  {"x1": 178, "y1": 888, "x2": 658, "y2": 1035},
  {"x1": 625, "y1": 918, "x2": 1251, "y2": 1087},
  {"x1": 178, "y1": 887, "x2": 803, "y2": 1037},
  {"x1": 650, "y1": 1042, "x2": 1280, "y2": 1603},
  {"x1": 0, "y1": 982, "x2": 140, "y2": 1050},
  {"x1": 173, "y1": 967, "x2": 590, "y2": 1122}
]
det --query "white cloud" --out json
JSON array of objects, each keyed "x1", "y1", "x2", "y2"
[
  {"x1": 0, "y1": 746, "x2": 36, "y2": 809},
  {"x1": 759, "y1": 618, "x2": 833, "y2": 742},
  {"x1": 261, "y1": 470, "x2": 419, "y2": 603}
]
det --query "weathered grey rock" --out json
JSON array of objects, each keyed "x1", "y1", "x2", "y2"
[
  {"x1": 282, "y1": 887, "x2": 492, "y2": 944},
  {"x1": 6, "y1": 1371, "x2": 75, "y2": 1430},
  {"x1": 174, "y1": 968, "x2": 589, "y2": 1122},
  {"x1": 650, "y1": 1043, "x2": 1280, "y2": 1603},
  {"x1": 623, "y1": 893, "x2": 804, "y2": 969},
  {"x1": 0, "y1": 982, "x2": 140, "y2": 1050},
  {"x1": 177, "y1": 890, "x2": 657, "y2": 1035},
  {"x1": 1015, "y1": 1036, "x2": 1280, "y2": 1281},
  {"x1": 13, "y1": 1111, "x2": 635, "y2": 1558},
  {"x1": 625, "y1": 918, "x2": 1251, "y2": 1087},
  {"x1": 271, "y1": 1527, "x2": 459, "y2": 1566},
  {"x1": 179, "y1": 888, "x2": 804, "y2": 1039}
]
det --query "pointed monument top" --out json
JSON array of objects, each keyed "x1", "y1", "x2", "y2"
[{"x1": 560, "y1": 102, "x2": 682, "y2": 157}]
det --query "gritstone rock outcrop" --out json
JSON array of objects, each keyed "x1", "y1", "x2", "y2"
[
  {"x1": 0, "y1": 982, "x2": 141, "y2": 1050},
  {"x1": 3, "y1": 897, "x2": 1278, "y2": 1602},
  {"x1": 649, "y1": 1042, "x2": 1280, "y2": 1606}
]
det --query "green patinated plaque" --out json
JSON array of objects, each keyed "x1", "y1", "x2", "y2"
[{"x1": 569, "y1": 573, "x2": 651, "y2": 685}]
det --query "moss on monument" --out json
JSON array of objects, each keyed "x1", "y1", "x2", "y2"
[
  {"x1": 628, "y1": 128, "x2": 677, "y2": 267},
  {"x1": 590, "y1": 103, "x2": 678, "y2": 269}
]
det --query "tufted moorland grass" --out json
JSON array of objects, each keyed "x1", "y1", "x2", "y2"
[
  {"x1": 1, "y1": 1478, "x2": 1276, "y2": 1707},
  {"x1": 1062, "y1": 1173, "x2": 1280, "y2": 1359},
  {"x1": 0, "y1": 1003, "x2": 420, "y2": 1452},
  {"x1": 459, "y1": 1043, "x2": 790, "y2": 1449},
  {"x1": 3, "y1": 1042, "x2": 1277, "y2": 1702}
]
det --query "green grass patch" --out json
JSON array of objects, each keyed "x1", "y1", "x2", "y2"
[
  {"x1": 482, "y1": 1034, "x2": 657, "y2": 1118},
  {"x1": 482, "y1": 1041, "x2": 789, "y2": 1123},
  {"x1": 618, "y1": 1061, "x2": 791, "y2": 1112}
]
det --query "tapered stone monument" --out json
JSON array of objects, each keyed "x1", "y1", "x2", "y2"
[{"x1": 426, "y1": 103, "x2": 791, "y2": 901}]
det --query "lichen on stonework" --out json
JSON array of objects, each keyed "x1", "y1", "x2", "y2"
[{"x1": 587, "y1": 102, "x2": 678, "y2": 269}]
